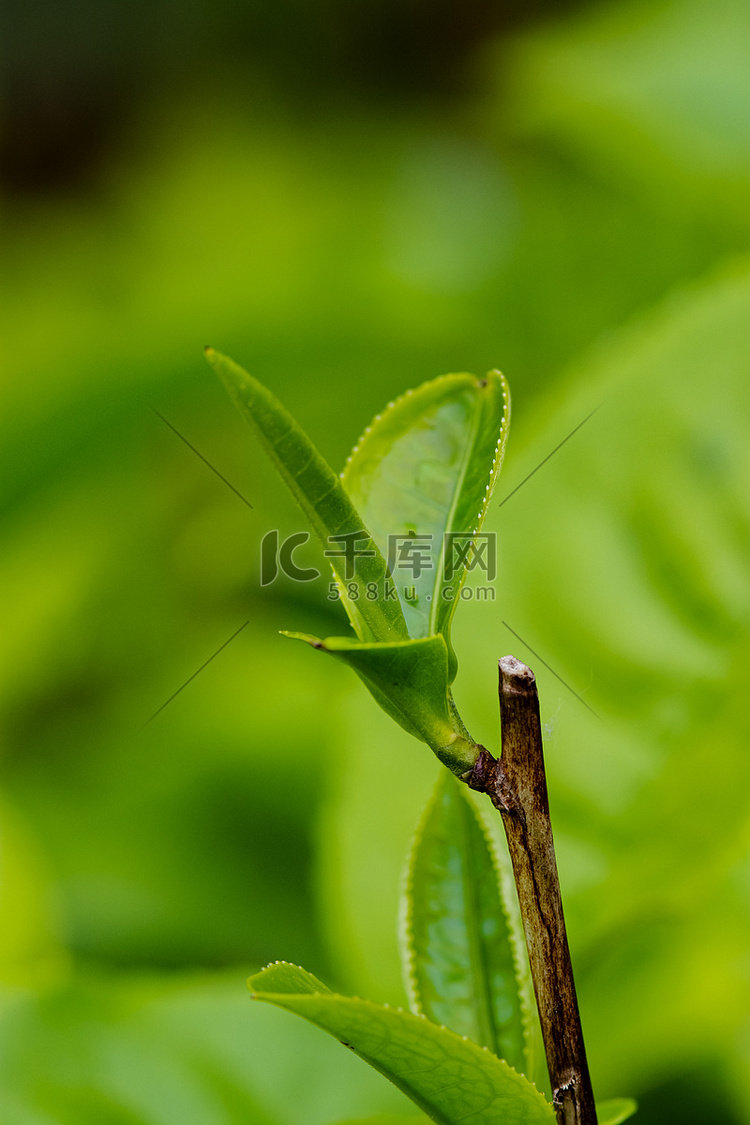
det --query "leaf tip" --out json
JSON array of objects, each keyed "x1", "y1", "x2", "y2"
[{"x1": 279, "y1": 630, "x2": 326, "y2": 650}]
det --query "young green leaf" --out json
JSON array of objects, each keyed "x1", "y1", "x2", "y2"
[
  {"x1": 283, "y1": 632, "x2": 476, "y2": 773},
  {"x1": 208, "y1": 352, "x2": 500, "y2": 774},
  {"x1": 400, "y1": 773, "x2": 527, "y2": 1072},
  {"x1": 342, "y1": 371, "x2": 509, "y2": 666},
  {"x1": 596, "y1": 1098, "x2": 638, "y2": 1125},
  {"x1": 248, "y1": 962, "x2": 554, "y2": 1125},
  {"x1": 206, "y1": 348, "x2": 409, "y2": 645}
]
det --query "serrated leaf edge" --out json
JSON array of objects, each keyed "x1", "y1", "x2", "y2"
[
  {"x1": 340, "y1": 379, "x2": 431, "y2": 482},
  {"x1": 340, "y1": 371, "x2": 510, "y2": 638},
  {"x1": 468, "y1": 372, "x2": 511, "y2": 538},
  {"x1": 249, "y1": 961, "x2": 551, "y2": 1104},
  {"x1": 341, "y1": 375, "x2": 510, "y2": 526},
  {"x1": 433, "y1": 372, "x2": 510, "y2": 637},
  {"x1": 398, "y1": 776, "x2": 531, "y2": 1077},
  {"x1": 397, "y1": 774, "x2": 441, "y2": 1020}
]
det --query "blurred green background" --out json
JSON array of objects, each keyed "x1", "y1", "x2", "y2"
[{"x1": 1, "y1": 0, "x2": 748, "y2": 1121}]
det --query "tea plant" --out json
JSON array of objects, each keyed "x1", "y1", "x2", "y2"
[{"x1": 206, "y1": 349, "x2": 636, "y2": 1125}]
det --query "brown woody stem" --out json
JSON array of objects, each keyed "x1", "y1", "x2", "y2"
[{"x1": 468, "y1": 655, "x2": 597, "y2": 1125}]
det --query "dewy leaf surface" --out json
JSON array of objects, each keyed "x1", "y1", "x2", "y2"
[
  {"x1": 206, "y1": 348, "x2": 408, "y2": 645},
  {"x1": 248, "y1": 963, "x2": 554, "y2": 1125},
  {"x1": 401, "y1": 774, "x2": 527, "y2": 1072},
  {"x1": 342, "y1": 371, "x2": 510, "y2": 655}
]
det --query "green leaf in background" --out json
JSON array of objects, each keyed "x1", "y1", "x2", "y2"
[
  {"x1": 248, "y1": 962, "x2": 555, "y2": 1125},
  {"x1": 400, "y1": 773, "x2": 527, "y2": 1072},
  {"x1": 0, "y1": 798, "x2": 68, "y2": 990},
  {"x1": 205, "y1": 348, "x2": 409, "y2": 645},
  {"x1": 283, "y1": 633, "x2": 476, "y2": 772},
  {"x1": 597, "y1": 1098, "x2": 638, "y2": 1125},
  {"x1": 342, "y1": 371, "x2": 510, "y2": 670},
  {"x1": 503, "y1": 0, "x2": 750, "y2": 227}
]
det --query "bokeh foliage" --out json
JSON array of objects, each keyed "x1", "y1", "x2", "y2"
[{"x1": 0, "y1": 0, "x2": 748, "y2": 1121}]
